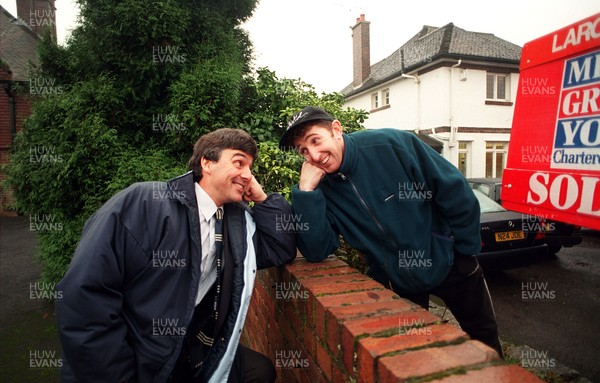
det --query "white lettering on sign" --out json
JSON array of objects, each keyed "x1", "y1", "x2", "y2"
[
  {"x1": 527, "y1": 172, "x2": 600, "y2": 216},
  {"x1": 558, "y1": 118, "x2": 600, "y2": 146},
  {"x1": 564, "y1": 52, "x2": 600, "y2": 85},
  {"x1": 561, "y1": 88, "x2": 600, "y2": 116},
  {"x1": 552, "y1": 16, "x2": 600, "y2": 53},
  {"x1": 552, "y1": 49, "x2": 600, "y2": 171}
]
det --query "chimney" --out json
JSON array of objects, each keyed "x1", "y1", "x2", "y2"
[
  {"x1": 16, "y1": 0, "x2": 57, "y2": 39},
  {"x1": 351, "y1": 14, "x2": 370, "y2": 87}
]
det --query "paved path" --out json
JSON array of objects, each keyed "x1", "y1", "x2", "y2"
[
  {"x1": 0, "y1": 215, "x2": 48, "y2": 325},
  {"x1": 0, "y1": 215, "x2": 59, "y2": 382}
]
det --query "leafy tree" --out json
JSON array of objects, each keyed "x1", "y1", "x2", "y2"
[
  {"x1": 7, "y1": 0, "x2": 258, "y2": 286},
  {"x1": 7, "y1": 1, "x2": 368, "y2": 287},
  {"x1": 242, "y1": 68, "x2": 367, "y2": 199}
]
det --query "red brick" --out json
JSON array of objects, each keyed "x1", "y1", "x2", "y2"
[
  {"x1": 360, "y1": 322, "x2": 467, "y2": 355},
  {"x1": 378, "y1": 340, "x2": 500, "y2": 382},
  {"x1": 277, "y1": 366, "x2": 295, "y2": 383},
  {"x1": 316, "y1": 341, "x2": 333, "y2": 382},
  {"x1": 277, "y1": 311, "x2": 295, "y2": 349},
  {"x1": 301, "y1": 273, "x2": 373, "y2": 288},
  {"x1": 326, "y1": 313, "x2": 341, "y2": 359},
  {"x1": 244, "y1": 255, "x2": 541, "y2": 383},
  {"x1": 314, "y1": 296, "x2": 327, "y2": 341},
  {"x1": 310, "y1": 280, "x2": 384, "y2": 296},
  {"x1": 329, "y1": 298, "x2": 414, "y2": 322},
  {"x1": 293, "y1": 266, "x2": 361, "y2": 279},
  {"x1": 290, "y1": 305, "x2": 304, "y2": 338},
  {"x1": 285, "y1": 256, "x2": 347, "y2": 273},
  {"x1": 339, "y1": 309, "x2": 441, "y2": 376},
  {"x1": 356, "y1": 324, "x2": 468, "y2": 383},
  {"x1": 326, "y1": 299, "x2": 415, "y2": 359},
  {"x1": 294, "y1": 367, "x2": 310, "y2": 383},
  {"x1": 304, "y1": 358, "x2": 327, "y2": 383},
  {"x1": 320, "y1": 291, "x2": 411, "y2": 345},
  {"x1": 332, "y1": 363, "x2": 351, "y2": 383},
  {"x1": 427, "y1": 364, "x2": 544, "y2": 382},
  {"x1": 315, "y1": 288, "x2": 401, "y2": 354},
  {"x1": 302, "y1": 322, "x2": 317, "y2": 357},
  {"x1": 319, "y1": 289, "x2": 401, "y2": 308},
  {"x1": 306, "y1": 294, "x2": 317, "y2": 329}
]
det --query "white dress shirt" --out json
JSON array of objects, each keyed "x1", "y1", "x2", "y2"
[{"x1": 194, "y1": 183, "x2": 222, "y2": 306}]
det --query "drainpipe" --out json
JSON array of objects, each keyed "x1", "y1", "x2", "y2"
[
  {"x1": 400, "y1": 73, "x2": 420, "y2": 83},
  {"x1": 448, "y1": 59, "x2": 462, "y2": 149},
  {"x1": 401, "y1": 73, "x2": 421, "y2": 131}
]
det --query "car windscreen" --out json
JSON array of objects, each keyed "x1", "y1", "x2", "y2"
[{"x1": 472, "y1": 189, "x2": 506, "y2": 214}]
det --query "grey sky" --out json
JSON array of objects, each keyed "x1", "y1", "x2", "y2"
[{"x1": 2, "y1": 0, "x2": 598, "y2": 92}]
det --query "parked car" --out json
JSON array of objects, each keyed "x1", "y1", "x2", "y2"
[
  {"x1": 468, "y1": 178, "x2": 583, "y2": 254},
  {"x1": 473, "y1": 189, "x2": 548, "y2": 270}
]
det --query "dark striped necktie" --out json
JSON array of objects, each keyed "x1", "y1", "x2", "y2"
[
  {"x1": 212, "y1": 208, "x2": 224, "y2": 320},
  {"x1": 189, "y1": 207, "x2": 224, "y2": 371}
]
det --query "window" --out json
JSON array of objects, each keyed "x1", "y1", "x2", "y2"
[
  {"x1": 383, "y1": 89, "x2": 390, "y2": 106},
  {"x1": 371, "y1": 89, "x2": 391, "y2": 111},
  {"x1": 371, "y1": 88, "x2": 390, "y2": 113},
  {"x1": 371, "y1": 93, "x2": 379, "y2": 109},
  {"x1": 485, "y1": 142, "x2": 507, "y2": 178},
  {"x1": 486, "y1": 73, "x2": 508, "y2": 101},
  {"x1": 458, "y1": 141, "x2": 470, "y2": 176}
]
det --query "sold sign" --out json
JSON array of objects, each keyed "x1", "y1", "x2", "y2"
[
  {"x1": 551, "y1": 51, "x2": 600, "y2": 170},
  {"x1": 503, "y1": 13, "x2": 600, "y2": 230}
]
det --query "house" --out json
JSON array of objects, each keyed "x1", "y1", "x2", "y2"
[
  {"x1": 342, "y1": 15, "x2": 521, "y2": 178},
  {"x1": 0, "y1": 0, "x2": 56, "y2": 212}
]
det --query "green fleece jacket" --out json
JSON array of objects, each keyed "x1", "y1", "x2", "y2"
[{"x1": 292, "y1": 128, "x2": 481, "y2": 294}]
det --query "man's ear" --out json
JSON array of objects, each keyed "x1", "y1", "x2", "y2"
[
  {"x1": 200, "y1": 156, "x2": 213, "y2": 176},
  {"x1": 332, "y1": 120, "x2": 344, "y2": 138}
]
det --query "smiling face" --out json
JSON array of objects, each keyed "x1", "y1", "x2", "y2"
[
  {"x1": 199, "y1": 149, "x2": 254, "y2": 206},
  {"x1": 294, "y1": 120, "x2": 345, "y2": 174}
]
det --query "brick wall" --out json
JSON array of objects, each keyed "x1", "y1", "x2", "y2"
[
  {"x1": 242, "y1": 254, "x2": 544, "y2": 383},
  {"x1": 1, "y1": 68, "x2": 33, "y2": 212}
]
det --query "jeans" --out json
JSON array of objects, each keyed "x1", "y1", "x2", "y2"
[{"x1": 401, "y1": 254, "x2": 504, "y2": 359}]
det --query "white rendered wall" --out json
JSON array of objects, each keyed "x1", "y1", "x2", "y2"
[{"x1": 343, "y1": 66, "x2": 519, "y2": 177}]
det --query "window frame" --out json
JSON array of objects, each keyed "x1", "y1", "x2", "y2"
[
  {"x1": 458, "y1": 141, "x2": 470, "y2": 177},
  {"x1": 371, "y1": 92, "x2": 379, "y2": 110},
  {"x1": 382, "y1": 88, "x2": 390, "y2": 106},
  {"x1": 486, "y1": 73, "x2": 509, "y2": 101},
  {"x1": 485, "y1": 141, "x2": 508, "y2": 178}
]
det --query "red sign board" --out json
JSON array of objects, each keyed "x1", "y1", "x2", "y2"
[{"x1": 502, "y1": 13, "x2": 600, "y2": 230}]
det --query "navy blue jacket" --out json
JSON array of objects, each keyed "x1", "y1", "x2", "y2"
[{"x1": 56, "y1": 171, "x2": 296, "y2": 382}]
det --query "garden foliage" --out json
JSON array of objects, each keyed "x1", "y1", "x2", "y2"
[{"x1": 6, "y1": 0, "x2": 367, "y2": 286}]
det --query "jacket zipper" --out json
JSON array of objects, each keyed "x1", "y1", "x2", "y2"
[{"x1": 337, "y1": 172, "x2": 421, "y2": 291}]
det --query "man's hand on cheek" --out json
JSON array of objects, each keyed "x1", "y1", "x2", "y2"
[
  {"x1": 298, "y1": 162, "x2": 326, "y2": 192},
  {"x1": 243, "y1": 176, "x2": 268, "y2": 203}
]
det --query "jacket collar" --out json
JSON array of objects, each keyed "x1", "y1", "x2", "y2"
[
  {"x1": 327, "y1": 133, "x2": 357, "y2": 179},
  {"x1": 167, "y1": 171, "x2": 197, "y2": 208}
]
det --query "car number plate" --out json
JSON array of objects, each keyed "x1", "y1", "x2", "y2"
[{"x1": 495, "y1": 230, "x2": 525, "y2": 242}]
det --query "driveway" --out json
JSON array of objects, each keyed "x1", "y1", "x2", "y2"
[
  {"x1": 485, "y1": 229, "x2": 600, "y2": 382},
  {"x1": 0, "y1": 215, "x2": 60, "y2": 382}
]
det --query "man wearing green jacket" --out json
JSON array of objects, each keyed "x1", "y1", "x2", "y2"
[{"x1": 279, "y1": 106, "x2": 503, "y2": 358}]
